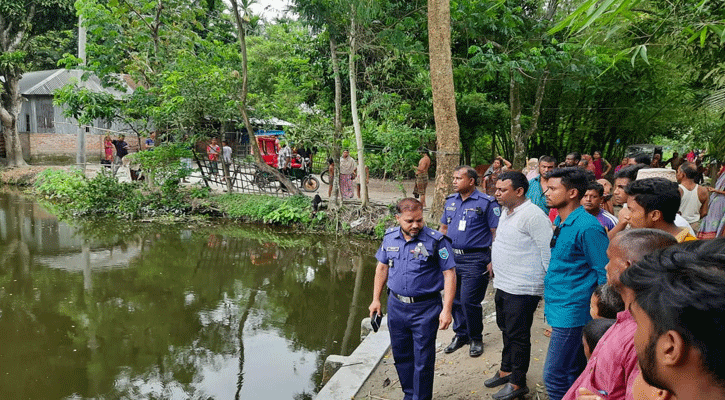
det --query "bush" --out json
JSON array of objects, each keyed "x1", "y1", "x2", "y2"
[
  {"x1": 34, "y1": 168, "x2": 188, "y2": 219},
  {"x1": 35, "y1": 168, "x2": 87, "y2": 202},
  {"x1": 214, "y1": 194, "x2": 320, "y2": 226}
]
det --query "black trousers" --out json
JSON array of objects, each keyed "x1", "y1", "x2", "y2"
[{"x1": 495, "y1": 289, "x2": 541, "y2": 387}]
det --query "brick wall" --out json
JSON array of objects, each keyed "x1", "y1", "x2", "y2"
[{"x1": 19, "y1": 132, "x2": 141, "y2": 163}]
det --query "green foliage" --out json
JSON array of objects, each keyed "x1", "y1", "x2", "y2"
[
  {"x1": 362, "y1": 121, "x2": 435, "y2": 178},
  {"x1": 214, "y1": 194, "x2": 320, "y2": 226},
  {"x1": 34, "y1": 168, "x2": 88, "y2": 201},
  {"x1": 188, "y1": 186, "x2": 211, "y2": 199},
  {"x1": 374, "y1": 214, "x2": 395, "y2": 239},
  {"x1": 125, "y1": 143, "x2": 193, "y2": 188},
  {"x1": 53, "y1": 83, "x2": 118, "y2": 125},
  {"x1": 33, "y1": 168, "x2": 189, "y2": 219}
]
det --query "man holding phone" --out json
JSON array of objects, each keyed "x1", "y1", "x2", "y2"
[{"x1": 369, "y1": 198, "x2": 456, "y2": 400}]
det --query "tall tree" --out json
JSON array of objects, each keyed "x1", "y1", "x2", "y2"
[
  {"x1": 229, "y1": 0, "x2": 301, "y2": 194},
  {"x1": 462, "y1": 0, "x2": 567, "y2": 168},
  {"x1": 0, "y1": 0, "x2": 75, "y2": 166},
  {"x1": 428, "y1": 0, "x2": 460, "y2": 222}
]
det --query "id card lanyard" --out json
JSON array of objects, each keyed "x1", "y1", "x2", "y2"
[{"x1": 459, "y1": 207, "x2": 483, "y2": 231}]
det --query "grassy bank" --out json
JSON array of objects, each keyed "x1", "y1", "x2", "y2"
[{"x1": 3, "y1": 166, "x2": 395, "y2": 238}]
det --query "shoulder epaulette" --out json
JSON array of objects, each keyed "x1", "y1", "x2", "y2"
[
  {"x1": 426, "y1": 228, "x2": 444, "y2": 241},
  {"x1": 385, "y1": 227, "x2": 398, "y2": 235},
  {"x1": 445, "y1": 193, "x2": 456, "y2": 199}
]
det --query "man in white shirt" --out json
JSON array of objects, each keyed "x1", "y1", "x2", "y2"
[
  {"x1": 278, "y1": 142, "x2": 292, "y2": 175},
  {"x1": 677, "y1": 162, "x2": 709, "y2": 232},
  {"x1": 485, "y1": 171, "x2": 553, "y2": 400}
]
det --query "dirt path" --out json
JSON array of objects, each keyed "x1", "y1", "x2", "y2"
[
  {"x1": 355, "y1": 285, "x2": 551, "y2": 400},
  {"x1": 320, "y1": 177, "x2": 428, "y2": 206}
]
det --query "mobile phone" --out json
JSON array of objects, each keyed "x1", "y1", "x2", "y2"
[{"x1": 371, "y1": 311, "x2": 383, "y2": 333}]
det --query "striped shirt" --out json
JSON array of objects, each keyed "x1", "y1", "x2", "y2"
[
  {"x1": 492, "y1": 200, "x2": 552, "y2": 296},
  {"x1": 595, "y1": 209, "x2": 618, "y2": 231}
]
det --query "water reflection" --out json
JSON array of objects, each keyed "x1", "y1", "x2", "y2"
[{"x1": 0, "y1": 189, "x2": 380, "y2": 399}]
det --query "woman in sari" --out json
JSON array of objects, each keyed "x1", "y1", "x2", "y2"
[
  {"x1": 104, "y1": 135, "x2": 114, "y2": 164},
  {"x1": 698, "y1": 170, "x2": 725, "y2": 239},
  {"x1": 339, "y1": 150, "x2": 357, "y2": 199}
]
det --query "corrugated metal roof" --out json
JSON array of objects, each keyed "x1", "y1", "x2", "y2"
[{"x1": 19, "y1": 69, "x2": 132, "y2": 98}]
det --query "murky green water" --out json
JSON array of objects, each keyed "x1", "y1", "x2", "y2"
[{"x1": 0, "y1": 189, "x2": 380, "y2": 399}]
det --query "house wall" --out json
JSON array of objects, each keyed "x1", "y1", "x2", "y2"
[
  {"x1": 1, "y1": 95, "x2": 144, "y2": 163},
  {"x1": 20, "y1": 131, "x2": 141, "y2": 163}
]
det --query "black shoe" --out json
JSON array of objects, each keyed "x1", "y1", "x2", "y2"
[
  {"x1": 469, "y1": 340, "x2": 483, "y2": 357},
  {"x1": 492, "y1": 383, "x2": 529, "y2": 400},
  {"x1": 484, "y1": 371, "x2": 510, "y2": 388},
  {"x1": 444, "y1": 336, "x2": 470, "y2": 354}
]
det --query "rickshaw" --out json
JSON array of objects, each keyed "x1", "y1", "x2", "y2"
[{"x1": 255, "y1": 135, "x2": 320, "y2": 192}]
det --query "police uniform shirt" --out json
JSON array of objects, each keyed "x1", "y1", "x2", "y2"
[
  {"x1": 375, "y1": 226, "x2": 456, "y2": 297},
  {"x1": 440, "y1": 189, "x2": 501, "y2": 250}
]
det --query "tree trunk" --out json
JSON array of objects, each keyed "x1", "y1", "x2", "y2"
[
  {"x1": 349, "y1": 10, "x2": 369, "y2": 208},
  {"x1": 230, "y1": 0, "x2": 300, "y2": 195},
  {"x1": 0, "y1": 74, "x2": 28, "y2": 167},
  {"x1": 329, "y1": 37, "x2": 343, "y2": 210},
  {"x1": 509, "y1": 69, "x2": 548, "y2": 169},
  {"x1": 428, "y1": 0, "x2": 460, "y2": 223}
]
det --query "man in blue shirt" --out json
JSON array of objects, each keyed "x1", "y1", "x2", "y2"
[
  {"x1": 526, "y1": 155, "x2": 556, "y2": 214},
  {"x1": 370, "y1": 198, "x2": 456, "y2": 400},
  {"x1": 440, "y1": 166, "x2": 500, "y2": 357},
  {"x1": 542, "y1": 167, "x2": 608, "y2": 400}
]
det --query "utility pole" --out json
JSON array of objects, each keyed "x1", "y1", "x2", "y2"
[{"x1": 76, "y1": 15, "x2": 87, "y2": 173}]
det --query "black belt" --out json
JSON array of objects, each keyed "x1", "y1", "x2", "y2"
[
  {"x1": 452, "y1": 247, "x2": 489, "y2": 255},
  {"x1": 388, "y1": 289, "x2": 440, "y2": 304}
]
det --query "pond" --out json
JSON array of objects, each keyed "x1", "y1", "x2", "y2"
[{"x1": 0, "y1": 189, "x2": 381, "y2": 399}]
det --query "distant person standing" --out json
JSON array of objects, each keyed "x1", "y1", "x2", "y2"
[
  {"x1": 327, "y1": 158, "x2": 335, "y2": 197},
  {"x1": 222, "y1": 140, "x2": 232, "y2": 164},
  {"x1": 592, "y1": 151, "x2": 611, "y2": 180},
  {"x1": 103, "y1": 135, "x2": 114, "y2": 165},
  {"x1": 526, "y1": 155, "x2": 556, "y2": 214},
  {"x1": 664, "y1": 151, "x2": 684, "y2": 170},
  {"x1": 206, "y1": 138, "x2": 220, "y2": 176},
  {"x1": 686, "y1": 149, "x2": 696, "y2": 162},
  {"x1": 277, "y1": 141, "x2": 292, "y2": 175},
  {"x1": 542, "y1": 167, "x2": 608, "y2": 400},
  {"x1": 483, "y1": 157, "x2": 511, "y2": 196},
  {"x1": 698, "y1": 171, "x2": 725, "y2": 239},
  {"x1": 369, "y1": 198, "x2": 456, "y2": 400},
  {"x1": 339, "y1": 150, "x2": 357, "y2": 199},
  {"x1": 614, "y1": 157, "x2": 628, "y2": 174},
  {"x1": 356, "y1": 165, "x2": 369, "y2": 199},
  {"x1": 487, "y1": 171, "x2": 552, "y2": 400},
  {"x1": 413, "y1": 149, "x2": 431, "y2": 207},
  {"x1": 677, "y1": 162, "x2": 709, "y2": 232},
  {"x1": 111, "y1": 134, "x2": 129, "y2": 176},
  {"x1": 144, "y1": 132, "x2": 156, "y2": 151},
  {"x1": 440, "y1": 166, "x2": 500, "y2": 357}
]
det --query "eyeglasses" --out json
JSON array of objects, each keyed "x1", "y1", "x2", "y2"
[{"x1": 550, "y1": 225, "x2": 562, "y2": 248}]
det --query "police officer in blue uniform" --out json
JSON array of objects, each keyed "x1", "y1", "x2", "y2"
[
  {"x1": 440, "y1": 166, "x2": 500, "y2": 357},
  {"x1": 370, "y1": 198, "x2": 456, "y2": 400}
]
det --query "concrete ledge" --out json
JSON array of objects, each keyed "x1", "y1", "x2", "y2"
[{"x1": 315, "y1": 316, "x2": 391, "y2": 400}]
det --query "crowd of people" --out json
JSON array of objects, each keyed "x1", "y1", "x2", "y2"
[{"x1": 369, "y1": 150, "x2": 725, "y2": 400}]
